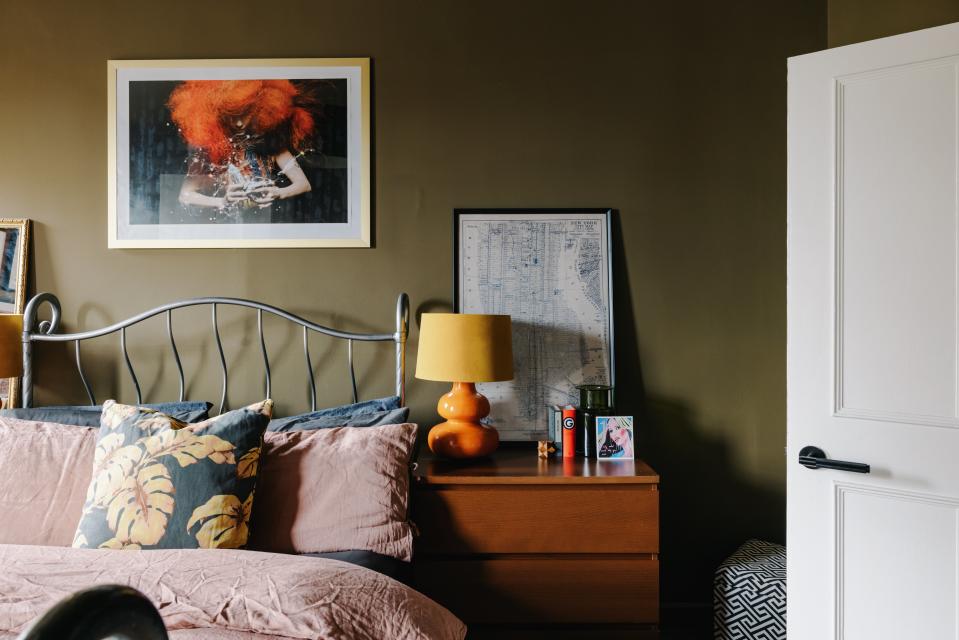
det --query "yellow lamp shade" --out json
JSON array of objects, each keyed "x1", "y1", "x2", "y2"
[
  {"x1": 415, "y1": 313, "x2": 513, "y2": 383},
  {"x1": 0, "y1": 314, "x2": 22, "y2": 378}
]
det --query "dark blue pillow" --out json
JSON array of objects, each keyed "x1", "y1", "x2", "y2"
[
  {"x1": 267, "y1": 396, "x2": 400, "y2": 431},
  {"x1": 1, "y1": 401, "x2": 213, "y2": 427},
  {"x1": 312, "y1": 396, "x2": 401, "y2": 418},
  {"x1": 268, "y1": 405, "x2": 409, "y2": 432}
]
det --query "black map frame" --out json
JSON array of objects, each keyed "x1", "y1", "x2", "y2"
[{"x1": 453, "y1": 208, "x2": 615, "y2": 441}]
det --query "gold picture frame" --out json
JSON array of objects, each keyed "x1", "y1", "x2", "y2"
[
  {"x1": 0, "y1": 219, "x2": 30, "y2": 408},
  {"x1": 107, "y1": 58, "x2": 371, "y2": 249}
]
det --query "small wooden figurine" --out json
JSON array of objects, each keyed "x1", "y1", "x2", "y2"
[{"x1": 537, "y1": 440, "x2": 557, "y2": 459}]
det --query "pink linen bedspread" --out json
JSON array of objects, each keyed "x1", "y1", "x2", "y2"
[{"x1": 0, "y1": 545, "x2": 465, "y2": 640}]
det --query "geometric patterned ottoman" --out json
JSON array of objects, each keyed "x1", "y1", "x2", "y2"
[{"x1": 714, "y1": 539, "x2": 786, "y2": 640}]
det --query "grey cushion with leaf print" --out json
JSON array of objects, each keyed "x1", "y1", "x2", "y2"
[{"x1": 73, "y1": 399, "x2": 271, "y2": 550}]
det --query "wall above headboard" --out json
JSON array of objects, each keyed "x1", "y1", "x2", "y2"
[{"x1": 0, "y1": 0, "x2": 825, "y2": 611}]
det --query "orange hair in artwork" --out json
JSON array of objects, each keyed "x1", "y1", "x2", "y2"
[{"x1": 167, "y1": 80, "x2": 315, "y2": 164}]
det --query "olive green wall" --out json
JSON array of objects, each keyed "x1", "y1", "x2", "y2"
[
  {"x1": 829, "y1": 0, "x2": 959, "y2": 46},
  {"x1": 0, "y1": 0, "x2": 825, "y2": 605}
]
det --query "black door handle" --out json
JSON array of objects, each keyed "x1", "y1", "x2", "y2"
[{"x1": 798, "y1": 446, "x2": 870, "y2": 474}]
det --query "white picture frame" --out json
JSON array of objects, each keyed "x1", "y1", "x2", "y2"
[{"x1": 108, "y1": 58, "x2": 371, "y2": 249}]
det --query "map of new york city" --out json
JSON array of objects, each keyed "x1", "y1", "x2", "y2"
[{"x1": 459, "y1": 214, "x2": 612, "y2": 440}]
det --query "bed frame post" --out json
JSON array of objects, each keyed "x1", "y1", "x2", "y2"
[
  {"x1": 21, "y1": 292, "x2": 62, "y2": 408},
  {"x1": 395, "y1": 293, "x2": 409, "y2": 406},
  {"x1": 21, "y1": 330, "x2": 31, "y2": 408}
]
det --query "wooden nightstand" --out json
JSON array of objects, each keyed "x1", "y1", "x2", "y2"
[{"x1": 410, "y1": 448, "x2": 660, "y2": 635}]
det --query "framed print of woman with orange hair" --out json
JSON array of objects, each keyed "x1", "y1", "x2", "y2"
[{"x1": 108, "y1": 59, "x2": 370, "y2": 248}]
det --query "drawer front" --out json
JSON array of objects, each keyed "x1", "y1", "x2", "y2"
[
  {"x1": 413, "y1": 485, "x2": 658, "y2": 554},
  {"x1": 413, "y1": 556, "x2": 659, "y2": 625}
]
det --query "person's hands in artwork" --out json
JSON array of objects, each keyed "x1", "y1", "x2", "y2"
[
  {"x1": 249, "y1": 185, "x2": 280, "y2": 209},
  {"x1": 224, "y1": 183, "x2": 248, "y2": 206}
]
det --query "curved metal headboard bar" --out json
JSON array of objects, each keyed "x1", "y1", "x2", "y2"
[
  {"x1": 24, "y1": 296, "x2": 399, "y2": 343},
  {"x1": 20, "y1": 293, "x2": 410, "y2": 412},
  {"x1": 23, "y1": 292, "x2": 62, "y2": 337}
]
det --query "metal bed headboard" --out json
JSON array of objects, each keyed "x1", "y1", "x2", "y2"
[{"x1": 19, "y1": 292, "x2": 410, "y2": 413}]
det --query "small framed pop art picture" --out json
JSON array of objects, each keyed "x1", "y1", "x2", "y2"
[{"x1": 596, "y1": 416, "x2": 635, "y2": 460}]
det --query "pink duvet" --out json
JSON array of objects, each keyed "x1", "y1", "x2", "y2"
[{"x1": 0, "y1": 545, "x2": 465, "y2": 640}]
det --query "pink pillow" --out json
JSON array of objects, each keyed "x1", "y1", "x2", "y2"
[
  {"x1": 0, "y1": 417, "x2": 95, "y2": 546},
  {"x1": 248, "y1": 423, "x2": 417, "y2": 561}
]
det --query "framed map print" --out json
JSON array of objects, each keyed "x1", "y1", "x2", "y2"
[
  {"x1": 108, "y1": 58, "x2": 370, "y2": 248},
  {"x1": 454, "y1": 208, "x2": 615, "y2": 441}
]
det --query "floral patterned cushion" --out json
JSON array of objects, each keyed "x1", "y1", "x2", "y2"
[{"x1": 73, "y1": 399, "x2": 272, "y2": 550}]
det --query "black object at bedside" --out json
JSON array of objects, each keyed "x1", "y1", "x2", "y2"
[{"x1": 16, "y1": 584, "x2": 167, "y2": 640}]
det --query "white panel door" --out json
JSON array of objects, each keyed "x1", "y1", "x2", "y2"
[{"x1": 788, "y1": 22, "x2": 959, "y2": 640}]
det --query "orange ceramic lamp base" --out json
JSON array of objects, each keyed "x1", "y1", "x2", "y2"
[{"x1": 427, "y1": 382, "x2": 499, "y2": 459}]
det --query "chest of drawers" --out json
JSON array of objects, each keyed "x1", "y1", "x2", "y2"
[{"x1": 410, "y1": 449, "x2": 660, "y2": 632}]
